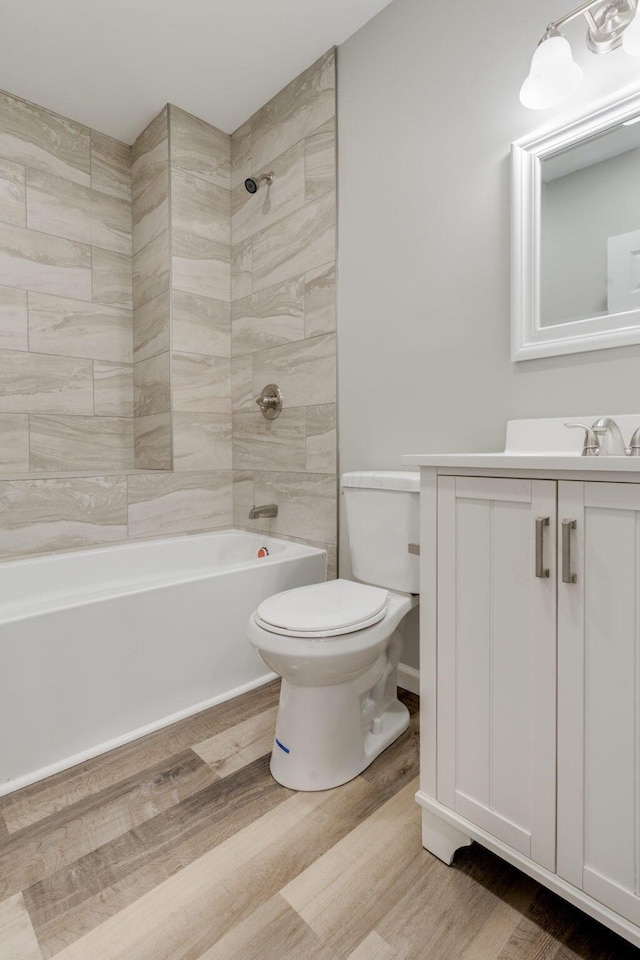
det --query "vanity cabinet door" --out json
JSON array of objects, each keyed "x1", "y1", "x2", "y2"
[
  {"x1": 437, "y1": 476, "x2": 557, "y2": 871},
  {"x1": 558, "y1": 481, "x2": 640, "y2": 924}
]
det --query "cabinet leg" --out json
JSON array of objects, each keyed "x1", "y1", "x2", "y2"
[{"x1": 422, "y1": 807, "x2": 472, "y2": 865}]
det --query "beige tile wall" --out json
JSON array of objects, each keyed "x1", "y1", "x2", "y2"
[
  {"x1": 0, "y1": 96, "x2": 237, "y2": 560},
  {"x1": 132, "y1": 108, "x2": 170, "y2": 470},
  {"x1": 0, "y1": 90, "x2": 134, "y2": 475},
  {"x1": 230, "y1": 49, "x2": 337, "y2": 576},
  {"x1": 0, "y1": 51, "x2": 336, "y2": 563},
  {"x1": 0, "y1": 473, "x2": 233, "y2": 560},
  {"x1": 169, "y1": 106, "x2": 232, "y2": 477}
]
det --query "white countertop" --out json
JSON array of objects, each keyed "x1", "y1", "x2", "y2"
[
  {"x1": 401, "y1": 452, "x2": 640, "y2": 472},
  {"x1": 402, "y1": 415, "x2": 640, "y2": 475}
]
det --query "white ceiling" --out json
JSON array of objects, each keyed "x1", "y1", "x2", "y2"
[{"x1": 0, "y1": 0, "x2": 394, "y2": 143}]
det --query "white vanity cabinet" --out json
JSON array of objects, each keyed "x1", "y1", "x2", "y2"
[
  {"x1": 557, "y1": 481, "x2": 640, "y2": 928},
  {"x1": 405, "y1": 418, "x2": 640, "y2": 948},
  {"x1": 436, "y1": 476, "x2": 557, "y2": 872}
]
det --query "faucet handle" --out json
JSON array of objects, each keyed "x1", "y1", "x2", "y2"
[
  {"x1": 627, "y1": 427, "x2": 640, "y2": 457},
  {"x1": 565, "y1": 422, "x2": 600, "y2": 457}
]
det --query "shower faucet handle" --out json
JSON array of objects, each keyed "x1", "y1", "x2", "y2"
[{"x1": 255, "y1": 384, "x2": 283, "y2": 420}]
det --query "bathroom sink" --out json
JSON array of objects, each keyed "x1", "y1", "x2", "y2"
[{"x1": 403, "y1": 415, "x2": 640, "y2": 473}]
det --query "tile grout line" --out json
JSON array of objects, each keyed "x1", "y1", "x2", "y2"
[
  {"x1": 232, "y1": 184, "x2": 335, "y2": 269},
  {"x1": 20, "y1": 177, "x2": 132, "y2": 258}
]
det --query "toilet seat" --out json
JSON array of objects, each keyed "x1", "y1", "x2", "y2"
[{"x1": 255, "y1": 579, "x2": 389, "y2": 639}]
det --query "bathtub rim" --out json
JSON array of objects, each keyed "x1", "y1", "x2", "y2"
[
  {"x1": 0, "y1": 527, "x2": 323, "y2": 571},
  {"x1": 0, "y1": 530, "x2": 328, "y2": 625}
]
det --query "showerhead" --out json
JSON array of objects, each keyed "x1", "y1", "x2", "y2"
[{"x1": 244, "y1": 172, "x2": 275, "y2": 194}]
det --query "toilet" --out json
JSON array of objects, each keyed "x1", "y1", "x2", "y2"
[{"x1": 246, "y1": 471, "x2": 420, "y2": 791}]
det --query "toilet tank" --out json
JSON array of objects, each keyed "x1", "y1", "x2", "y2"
[{"x1": 342, "y1": 471, "x2": 420, "y2": 593}]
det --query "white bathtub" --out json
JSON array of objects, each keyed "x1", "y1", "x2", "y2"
[{"x1": 0, "y1": 530, "x2": 326, "y2": 794}]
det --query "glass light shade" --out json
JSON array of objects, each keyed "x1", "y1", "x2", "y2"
[
  {"x1": 520, "y1": 36, "x2": 583, "y2": 110},
  {"x1": 622, "y1": 10, "x2": 640, "y2": 55}
]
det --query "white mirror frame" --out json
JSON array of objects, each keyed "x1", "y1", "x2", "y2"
[{"x1": 511, "y1": 85, "x2": 640, "y2": 362}]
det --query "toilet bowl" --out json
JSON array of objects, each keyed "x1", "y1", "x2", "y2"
[{"x1": 246, "y1": 471, "x2": 421, "y2": 792}]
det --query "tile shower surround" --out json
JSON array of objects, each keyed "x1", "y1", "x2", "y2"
[
  {"x1": 132, "y1": 108, "x2": 171, "y2": 470},
  {"x1": 0, "y1": 50, "x2": 336, "y2": 563},
  {"x1": 231, "y1": 50, "x2": 337, "y2": 576},
  {"x1": 170, "y1": 107, "x2": 232, "y2": 481},
  {"x1": 0, "y1": 91, "x2": 133, "y2": 476},
  {"x1": 132, "y1": 104, "x2": 233, "y2": 475}
]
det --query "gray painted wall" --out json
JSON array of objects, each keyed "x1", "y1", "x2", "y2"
[{"x1": 337, "y1": 0, "x2": 640, "y2": 670}]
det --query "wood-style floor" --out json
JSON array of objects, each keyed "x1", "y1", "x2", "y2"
[{"x1": 0, "y1": 682, "x2": 637, "y2": 960}]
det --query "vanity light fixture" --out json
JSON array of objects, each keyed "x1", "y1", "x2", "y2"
[
  {"x1": 623, "y1": 1, "x2": 640, "y2": 52},
  {"x1": 520, "y1": 0, "x2": 640, "y2": 110}
]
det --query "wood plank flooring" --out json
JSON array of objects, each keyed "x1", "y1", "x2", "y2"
[{"x1": 0, "y1": 681, "x2": 637, "y2": 960}]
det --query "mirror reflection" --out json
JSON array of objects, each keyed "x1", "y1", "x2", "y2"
[{"x1": 540, "y1": 118, "x2": 640, "y2": 328}]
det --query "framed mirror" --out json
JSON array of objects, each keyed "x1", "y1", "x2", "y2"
[{"x1": 511, "y1": 86, "x2": 640, "y2": 361}]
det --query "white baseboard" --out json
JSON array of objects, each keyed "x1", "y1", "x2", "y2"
[
  {"x1": 0, "y1": 671, "x2": 277, "y2": 798},
  {"x1": 398, "y1": 663, "x2": 419, "y2": 695}
]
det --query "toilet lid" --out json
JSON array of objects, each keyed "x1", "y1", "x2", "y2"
[{"x1": 255, "y1": 579, "x2": 389, "y2": 638}]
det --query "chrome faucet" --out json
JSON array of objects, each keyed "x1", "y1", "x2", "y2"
[
  {"x1": 249, "y1": 504, "x2": 278, "y2": 519},
  {"x1": 565, "y1": 417, "x2": 628, "y2": 457},
  {"x1": 591, "y1": 417, "x2": 627, "y2": 457}
]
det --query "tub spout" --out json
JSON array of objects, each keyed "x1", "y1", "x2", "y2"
[{"x1": 249, "y1": 503, "x2": 278, "y2": 519}]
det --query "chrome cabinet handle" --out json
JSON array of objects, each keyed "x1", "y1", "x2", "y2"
[
  {"x1": 562, "y1": 519, "x2": 577, "y2": 584},
  {"x1": 535, "y1": 517, "x2": 550, "y2": 579}
]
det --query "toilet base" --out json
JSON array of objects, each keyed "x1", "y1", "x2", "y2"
[{"x1": 269, "y1": 678, "x2": 410, "y2": 791}]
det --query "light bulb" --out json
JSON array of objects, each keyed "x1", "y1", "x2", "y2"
[
  {"x1": 520, "y1": 35, "x2": 583, "y2": 110},
  {"x1": 623, "y1": 9, "x2": 640, "y2": 56}
]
